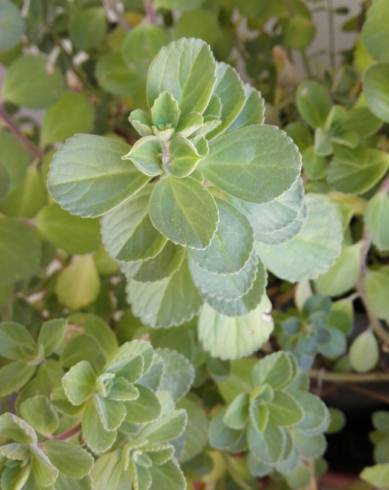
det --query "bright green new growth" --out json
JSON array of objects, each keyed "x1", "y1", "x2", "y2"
[
  {"x1": 48, "y1": 38, "x2": 342, "y2": 360},
  {"x1": 209, "y1": 352, "x2": 329, "y2": 484}
]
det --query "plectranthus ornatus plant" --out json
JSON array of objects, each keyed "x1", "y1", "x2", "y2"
[{"x1": 48, "y1": 38, "x2": 342, "y2": 361}]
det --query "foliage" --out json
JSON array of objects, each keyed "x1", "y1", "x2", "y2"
[{"x1": 0, "y1": 0, "x2": 389, "y2": 489}]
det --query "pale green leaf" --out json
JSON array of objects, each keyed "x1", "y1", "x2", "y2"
[
  {"x1": 69, "y1": 7, "x2": 107, "y2": 51},
  {"x1": 147, "y1": 38, "x2": 216, "y2": 117},
  {"x1": 48, "y1": 134, "x2": 148, "y2": 217},
  {"x1": 200, "y1": 125, "x2": 302, "y2": 203},
  {"x1": 296, "y1": 81, "x2": 331, "y2": 128},
  {"x1": 178, "y1": 397, "x2": 208, "y2": 463},
  {"x1": 20, "y1": 396, "x2": 59, "y2": 436},
  {"x1": 361, "y1": 464, "x2": 389, "y2": 489},
  {"x1": 44, "y1": 440, "x2": 94, "y2": 480},
  {"x1": 149, "y1": 176, "x2": 218, "y2": 249},
  {"x1": 30, "y1": 447, "x2": 59, "y2": 488},
  {"x1": 138, "y1": 408, "x2": 187, "y2": 444},
  {"x1": 0, "y1": 360, "x2": 36, "y2": 397},
  {"x1": 365, "y1": 190, "x2": 389, "y2": 251},
  {"x1": 251, "y1": 352, "x2": 296, "y2": 391},
  {"x1": 123, "y1": 136, "x2": 162, "y2": 177},
  {"x1": 349, "y1": 330, "x2": 379, "y2": 373},
  {"x1": 256, "y1": 194, "x2": 343, "y2": 282},
  {"x1": 168, "y1": 136, "x2": 201, "y2": 178},
  {"x1": 62, "y1": 360, "x2": 96, "y2": 406},
  {"x1": 223, "y1": 393, "x2": 250, "y2": 430},
  {"x1": 125, "y1": 385, "x2": 161, "y2": 424},
  {"x1": 364, "y1": 62, "x2": 389, "y2": 123},
  {"x1": 229, "y1": 85, "x2": 265, "y2": 131},
  {"x1": 0, "y1": 412, "x2": 37, "y2": 444},
  {"x1": 269, "y1": 392, "x2": 304, "y2": 427},
  {"x1": 362, "y1": 0, "x2": 389, "y2": 62},
  {"x1": 151, "y1": 92, "x2": 181, "y2": 130},
  {"x1": 198, "y1": 295, "x2": 274, "y2": 360},
  {"x1": 366, "y1": 267, "x2": 389, "y2": 321},
  {"x1": 247, "y1": 423, "x2": 286, "y2": 465},
  {"x1": 0, "y1": 0, "x2": 24, "y2": 51},
  {"x1": 55, "y1": 255, "x2": 100, "y2": 310},
  {"x1": 95, "y1": 395, "x2": 126, "y2": 431},
  {"x1": 158, "y1": 349, "x2": 195, "y2": 401},
  {"x1": 0, "y1": 321, "x2": 36, "y2": 360}
]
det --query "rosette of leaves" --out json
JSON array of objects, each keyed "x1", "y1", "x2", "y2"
[
  {"x1": 209, "y1": 352, "x2": 329, "y2": 481},
  {"x1": 48, "y1": 38, "x2": 306, "y2": 351},
  {"x1": 90, "y1": 393, "x2": 188, "y2": 490},
  {"x1": 277, "y1": 295, "x2": 348, "y2": 369},
  {"x1": 0, "y1": 413, "x2": 93, "y2": 488}
]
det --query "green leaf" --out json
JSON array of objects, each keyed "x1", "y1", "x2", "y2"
[
  {"x1": 178, "y1": 397, "x2": 208, "y2": 462},
  {"x1": 190, "y1": 199, "x2": 253, "y2": 274},
  {"x1": 296, "y1": 391, "x2": 329, "y2": 435},
  {"x1": 125, "y1": 385, "x2": 161, "y2": 424},
  {"x1": 95, "y1": 395, "x2": 126, "y2": 431},
  {"x1": 172, "y1": 9, "x2": 221, "y2": 47},
  {"x1": 48, "y1": 134, "x2": 148, "y2": 218},
  {"x1": 0, "y1": 360, "x2": 36, "y2": 397},
  {"x1": 158, "y1": 349, "x2": 195, "y2": 401},
  {"x1": 149, "y1": 176, "x2": 218, "y2": 249},
  {"x1": 349, "y1": 330, "x2": 379, "y2": 373},
  {"x1": 285, "y1": 16, "x2": 316, "y2": 50},
  {"x1": 168, "y1": 136, "x2": 202, "y2": 178},
  {"x1": 30, "y1": 447, "x2": 59, "y2": 488},
  {"x1": 232, "y1": 178, "x2": 305, "y2": 245},
  {"x1": 229, "y1": 85, "x2": 265, "y2": 131},
  {"x1": 366, "y1": 190, "x2": 389, "y2": 252},
  {"x1": 328, "y1": 145, "x2": 389, "y2": 194},
  {"x1": 251, "y1": 352, "x2": 296, "y2": 390},
  {"x1": 81, "y1": 399, "x2": 117, "y2": 454},
  {"x1": 0, "y1": 0, "x2": 24, "y2": 51},
  {"x1": 202, "y1": 261, "x2": 266, "y2": 316},
  {"x1": 0, "y1": 412, "x2": 37, "y2": 444},
  {"x1": 315, "y1": 242, "x2": 363, "y2": 296},
  {"x1": 198, "y1": 296, "x2": 274, "y2": 360},
  {"x1": 207, "y1": 63, "x2": 245, "y2": 138},
  {"x1": 20, "y1": 396, "x2": 59, "y2": 436},
  {"x1": 362, "y1": 0, "x2": 389, "y2": 62},
  {"x1": 2, "y1": 54, "x2": 64, "y2": 108},
  {"x1": 247, "y1": 423, "x2": 286, "y2": 465},
  {"x1": 200, "y1": 125, "x2": 302, "y2": 203},
  {"x1": 327, "y1": 408, "x2": 346, "y2": 434},
  {"x1": 121, "y1": 24, "x2": 169, "y2": 74},
  {"x1": 364, "y1": 62, "x2": 389, "y2": 123},
  {"x1": 149, "y1": 460, "x2": 186, "y2": 490},
  {"x1": 303, "y1": 147, "x2": 327, "y2": 181},
  {"x1": 0, "y1": 166, "x2": 46, "y2": 218},
  {"x1": 123, "y1": 242, "x2": 185, "y2": 283},
  {"x1": 62, "y1": 360, "x2": 96, "y2": 406},
  {"x1": 189, "y1": 251, "x2": 258, "y2": 301},
  {"x1": 0, "y1": 217, "x2": 41, "y2": 285},
  {"x1": 41, "y1": 92, "x2": 94, "y2": 146},
  {"x1": 366, "y1": 267, "x2": 389, "y2": 321},
  {"x1": 151, "y1": 92, "x2": 181, "y2": 130},
  {"x1": 0, "y1": 130, "x2": 29, "y2": 194},
  {"x1": 223, "y1": 393, "x2": 250, "y2": 430},
  {"x1": 1, "y1": 465, "x2": 30, "y2": 490},
  {"x1": 138, "y1": 408, "x2": 187, "y2": 443},
  {"x1": 36, "y1": 204, "x2": 101, "y2": 254},
  {"x1": 101, "y1": 188, "x2": 166, "y2": 262},
  {"x1": 269, "y1": 391, "x2": 304, "y2": 427},
  {"x1": 129, "y1": 110, "x2": 152, "y2": 137},
  {"x1": 296, "y1": 81, "x2": 331, "y2": 128},
  {"x1": 55, "y1": 255, "x2": 100, "y2": 310},
  {"x1": 44, "y1": 440, "x2": 94, "y2": 480},
  {"x1": 69, "y1": 7, "x2": 107, "y2": 51},
  {"x1": 38, "y1": 319, "x2": 66, "y2": 357},
  {"x1": 123, "y1": 137, "x2": 163, "y2": 177},
  {"x1": 209, "y1": 409, "x2": 247, "y2": 452},
  {"x1": 361, "y1": 464, "x2": 389, "y2": 489},
  {"x1": 147, "y1": 38, "x2": 216, "y2": 117},
  {"x1": 256, "y1": 194, "x2": 343, "y2": 282},
  {"x1": 128, "y1": 257, "x2": 202, "y2": 328},
  {"x1": 0, "y1": 321, "x2": 36, "y2": 360}
]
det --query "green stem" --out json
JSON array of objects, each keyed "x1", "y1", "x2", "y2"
[{"x1": 310, "y1": 369, "x2": 389, "y2": 383}]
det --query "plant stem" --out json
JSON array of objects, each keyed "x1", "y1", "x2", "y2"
[
  {"x1": 301, "y1": 50, "x2": 312, "y2": 78},
  {"x1": 0, "y1": 105, "x2": 44, "y2": 160},
  {"x1": 55, "y1": 424, "x2": 81, "y2": 441},
  {"x1": 310, "y1": 369, "x2": 389, "y2": 383}
]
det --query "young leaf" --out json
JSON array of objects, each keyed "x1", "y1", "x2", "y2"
[
  {"x1": 147, "y1": 38, "x2": 216, "y2": 117},
  {"x1": 365, "y1": 190, "x2": 389, "y2": 251},
  {"x1": 256, "y1": 194, "x2": 343, "y2": 282},
  {"x1": 151, "y1": 92, "x2": 181, "y2": 130},
  {"x1": 81, "y1": 399, "x2": 117, "y2": 454},
  {"x1": 62, "y1": 360, "x2": 97, "y2": 406},
  {"x1": 296, "y1": 81, "x2": 331, "y2": 128},
  {"x1": 198, "y1": 296, "x2": 274, "y2": 360},
  {"x1": 366, "y1": 267, "x2": 389, "y2": 322},
  {"x1": 101, "y1": 188, "x2": 166, "y2": 262},
  {"x1": 200, "y1": 125, "x2": 301, "y2": 203},
  {"x1": 349, "y1": 330, "x2": 379, "y2": 373},
  {"x1": 168, "y1": 136, "x2": 201, "y2": 178},
  {"x1": 269, "y1": 392, "x2": 304, "y2": 427},
  {"x1": 229, "y1": 85, "x2": 265, "y2": 131},
  {"x1": 124, "y1": 385, "x2": 161, "y2": 424},
  {"x1": 0, "y1": 322, "x2": 36, "y2": 360},
  {"x1": 157, "y1": 349, "x2": 195, "y2": 401},
  {"x1": 123, "y1": 136, "x2": 163, "y2": 177},
  {"x1": 48, "y1": 134, "x2": 148, "y2": 217},
  {"x1": 149, "y1": 176, "x2": 218, "y2": 249},
  {"x1": 223, "y1": 393, "x2": 250, "y2": 430}
]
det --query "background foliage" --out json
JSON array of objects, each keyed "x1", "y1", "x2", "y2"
[{"x1": 1, "y1": 0, "x2": 389, "y2": 489}]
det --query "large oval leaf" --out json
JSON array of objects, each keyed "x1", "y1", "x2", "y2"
[
  {"x1": 149, "y1": 176, "x2": 218, "y2": 249},
  {"x1": 364, "y1": 63, "x2": 389, "y2": 123},
  {"x1": 48, "y1": 134, "x2": 148, "y2": 217},
  {"x1": 200, "y1": 125, "x2": 301, "y2": 203}
]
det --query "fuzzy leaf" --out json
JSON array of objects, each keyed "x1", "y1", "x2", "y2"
[
  {"x1": 44, "y1": 440, "x2": 94, "y2": 480},
  {"x1": 62, "y1": 360, "x2": 96, "y2": 406},
  {"x1": 158, "y1": 349, "x2": 195, "y2": 401},
  {"x1": 20, "y1": 396, "x2": 59, "y2": 436}
]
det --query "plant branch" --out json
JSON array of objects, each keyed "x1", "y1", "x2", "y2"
[
  {"x1": 310, "y1": 369, "x2": 389, "y2": 383},
  {"x1": 0, "y1": 105, "x2": 44, "y2": 160},
  {"x1": 55, "y1": 424, "x2": 81, "y2": 441}
]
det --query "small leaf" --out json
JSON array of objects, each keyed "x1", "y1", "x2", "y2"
[
  {"x1": 229, "y1": 85, "x2": 265, "y2": 131},
  {"x1": 0, "y1": 0, "x2": 24, "y2": 51},
  {"x1": 296, "y1": 81, "x2": 331, "y2": 128},
  {"x1": 158, "y1": 349, "x2": 195, "y2": 401},
  {"x1": 209, "y1": 409, "x2": 247, "y2": 452},
  {"x1": 151, "y1": 92, "x2": 181, "y2": 130},
  {"x1": 2, "y1": 54, "x2": 64, "y2": 109},
  {"x1": 81, "y1": 400, "x2": 117, "y2": 454},
  {"x1": 269, "y1": 392, "x2": 304, "y2": 427},
  {"x1": 198, "y1": 296, "x2": 274, "y2": 360},
  {"x1": 20, "y1": 396, "x2": 59, "y2": 436},
  {"x1": 129, "y1": 110, "x2": 152, "y2": 137},
  {"x1": 365, "y1": 191, "x2": 389, "y2": 251},
  {"x1": 138, "y1": 408, "x2": 187, "y2": 444},
  {"x1": 149, "y1": 176, "x2": 218, "y2": 249},
  {"x1": 123, "y1": 136, "x2": 163, "y2": 177},
  {"x1": 366, "y1": 267, "x2": 389, "y2": 321},
  {"x1": 38, "y1": 318, "x2": 66, "y2": 356},
  {"x1": 62, "y1": 360, "x2": 96, "y2": 406},
  {"x1": 44, "y1": 440, "x2": 94, "y2": 480},
  {"x1": 251, "y1": 352, "x2": 296, "y2": 390},
  {"x1": 168, "y1": 136, "x2": 201, "y2": 178},
  {"x1": 349, "y1": 330, "x2": 379, "y2": 373},
  {"x1": 41, "y1": 92, "x2": 94, "y2": 146},
  {"x1": 200, "y1": 125, "x2": 302, "y2": 203},
  {"x1": 30, "y1": 447, "x2": 59, "y2": 488},
  {"x1": 0, "y1": 360, "x2": 36, "y2": 397},
  {"x1": 190, "y1": 199, "x2": 254, "y2": 274},
  {"x1": 125, "y1": 385, "x2": 161, "y2": 424},
  {"x1": 361, "y1": 464, "x2": 389, "y2": 489},
  {"x1": 177, "y1": 397, "x2": 208, "y2": 462},
  {"x1": 147, "y1": 38, "x2": 216, "y2": 117},
  {"x1": 0, "y1": 412, "x2": 37, "y2": 444},
  {"x1": 95, "y1": 395, "x2": 126, "y2": 431},
  {"x1": 48, "y1": 134, "x2": 148, "y2": 218},
  {"x1": 256, "y1": 194, "x2": 343, "y2": 282},
  {"x1": 69, "y1": 7, "x2": 107, "y2": 51},
  {"x1": 247, "y1": 423, "x2": 286, "y2": 465},
  {"x1": 55, "y1": 255, "x2": 100, "y2": 310},
  {"x1": 223, "y1": 393, "x2": 250, "y2": 430},
  {"x1": 0, "y1": 321, "x2": 36, "y2": 360},
  {"x1": 101, "y1": 188, "x2": 166, "y2": 262},
  {"x1": 362, "y1": 0, "x2": 389, "y2": 62}
]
